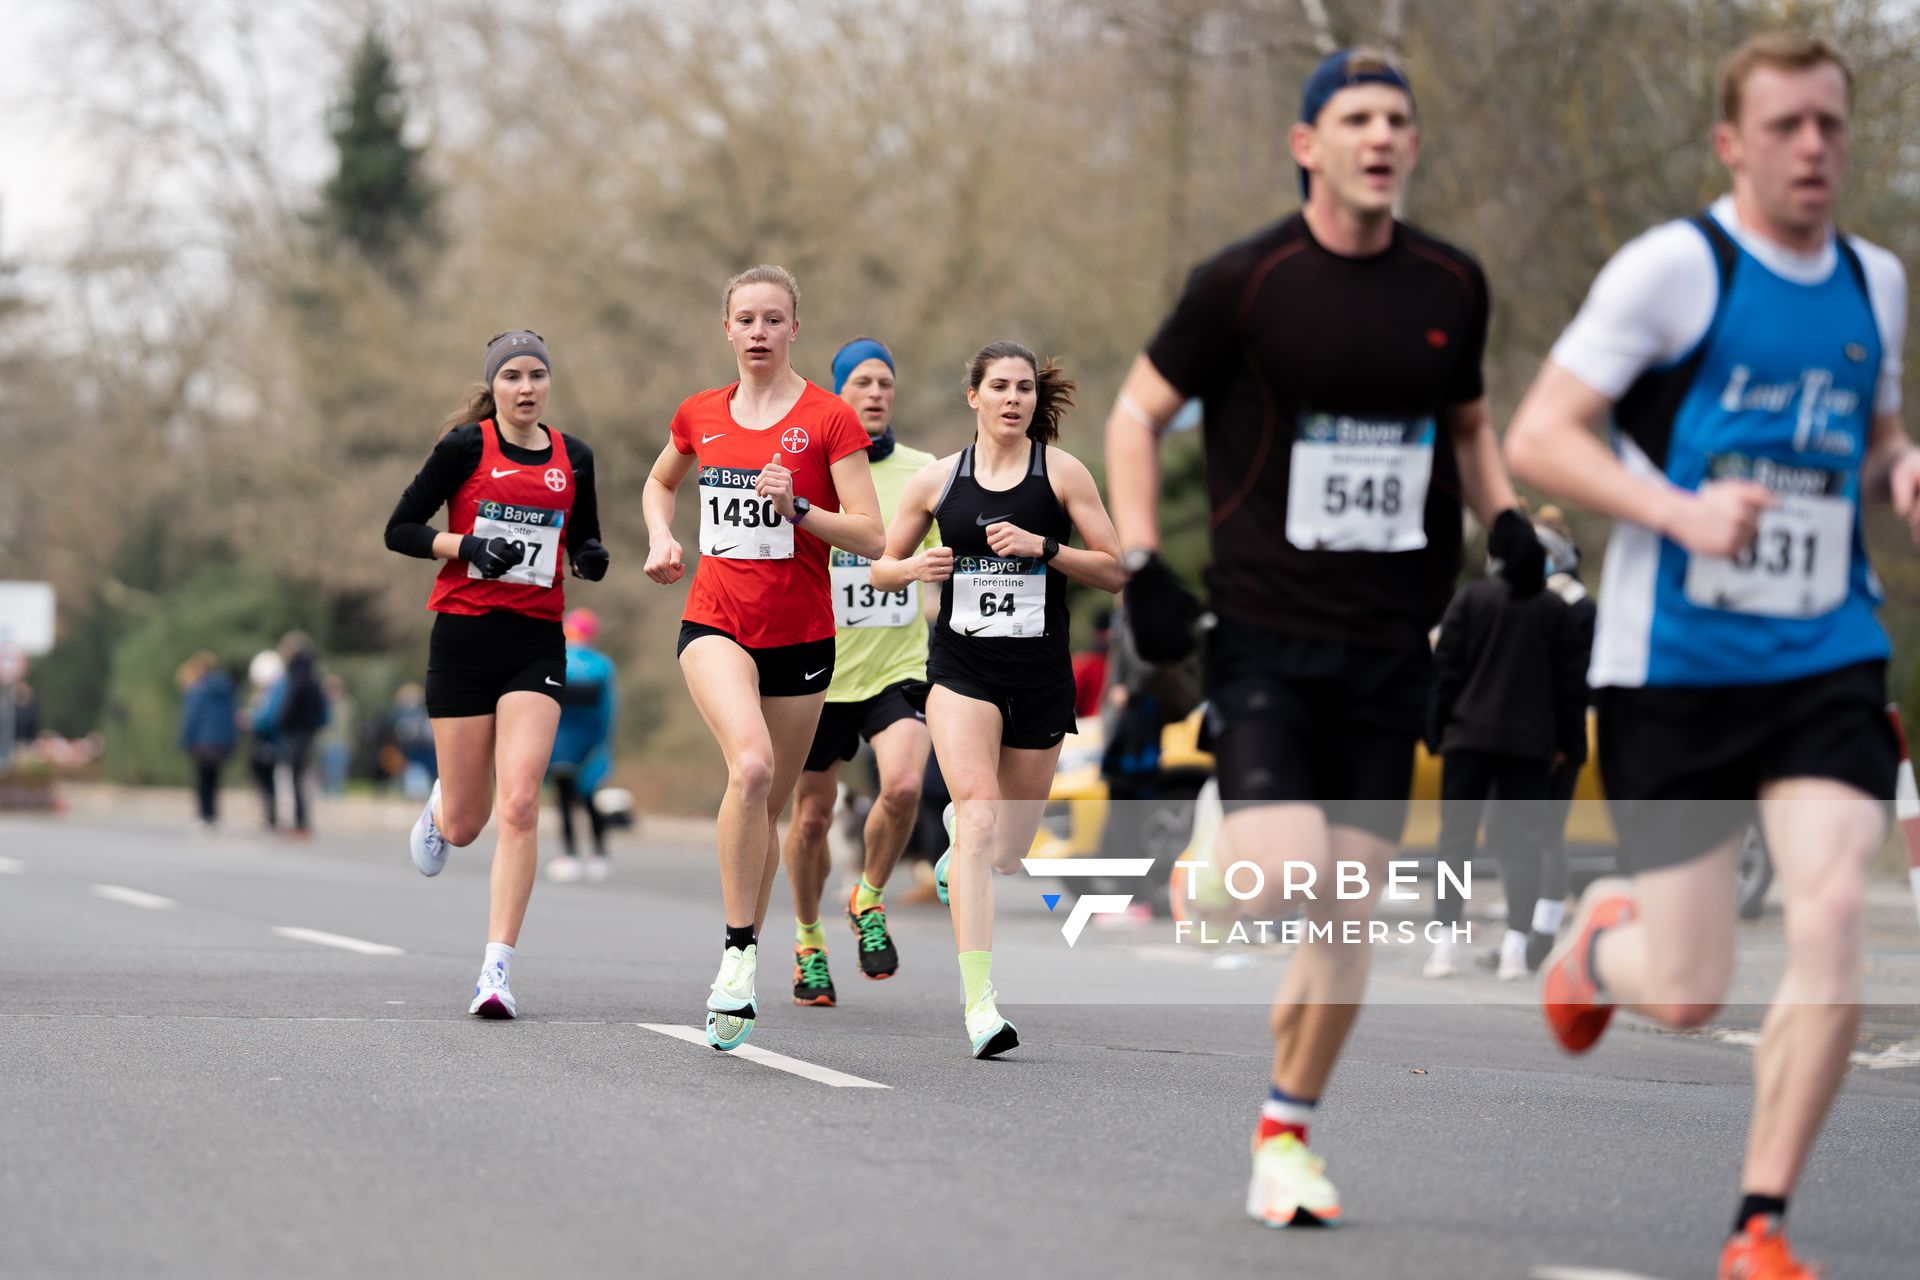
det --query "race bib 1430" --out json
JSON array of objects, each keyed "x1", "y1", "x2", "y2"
[
  {"x1": 1285, "y1": 412, "x2": 1434, "y2": 552},
  {"x1": 698, "y1": 466, "x2": 793, "y2": 560}
]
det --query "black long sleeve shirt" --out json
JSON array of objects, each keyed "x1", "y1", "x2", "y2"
[
  {"x1": 1428, "y1": 576, "x2": 1587, "y2": 763},
  {"x1": 384, "y1": 423, "x2": 601, "y2": 561}
]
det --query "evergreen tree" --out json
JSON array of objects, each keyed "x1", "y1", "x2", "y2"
[{"x1": 319, "y1": 32, "x2": 433, "y2": 264}]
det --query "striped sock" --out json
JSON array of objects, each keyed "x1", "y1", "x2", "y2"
[
  {"x1": 795, "y1": 918, "x2": 826, "y2": 951},
  {"x1": 1256, "y1": 1083, "x2": 1317, "y2": 1146},
  {"x1": 853, "y1": 876, "x2": 884, "y2": 913}
]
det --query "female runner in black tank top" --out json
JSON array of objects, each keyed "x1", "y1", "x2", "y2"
[{"x1": 873, "y1": 341, "x2": 1124, "y2": 1058}]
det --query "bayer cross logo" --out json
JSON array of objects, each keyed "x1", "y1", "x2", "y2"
[
  {"x1": 545, "y1": 467, "x2": 567, "y2": 492},
  {"x1": 480, "y1": 502, "x2": 502, "y2": 520},
  {"x1": 1020, "y1": 858, "x2": 1155, "y2": 946},
  {"x1": 780, "y1": 427, "x2": 810, "y2": 454}
]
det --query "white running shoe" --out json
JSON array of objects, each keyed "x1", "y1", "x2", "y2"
[
  {"x1": 1423, "y1": 938, "x2": 1458, "y2": 979},
  {"x1": 469, "y1": 961, "x2": 516, "y2": 1019},
  {"x1": 1246, "y1": 1133, "x2": 1342, "y2": 1227},
  {"x1": 705, "y1": 944, "x2": 758, "y2": 1051},
  {"x1": 545, "y1": 856, "x2": 584, "y2": 884},
  {"x1": 1496, "y1": 930, "x2": 1529, "y2": 982},
  {"x1": 410, "y1": 781, "x2": 448, "y2": 877},
  {"x1": 964, "y1": 984, "x2": 1019, "y2": 1059},
  {"x1": 583, "y1": 855, "x2": 610, "y2": 883}
]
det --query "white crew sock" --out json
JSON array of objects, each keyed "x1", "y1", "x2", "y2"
[
  {"x1": 1500, "y1": 929, "x2": 1528, "y2": 969},
  {"x1": 1532, "y1": 898, "x2": 1566, "y2": 935},
  {"x1": 483, "y1": 942, "x2": 515, "y2": 979}
]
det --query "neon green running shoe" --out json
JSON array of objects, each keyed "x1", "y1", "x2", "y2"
[{"x1": 1246, "y1": 1133, "x2": 1342, "y2": 1228}]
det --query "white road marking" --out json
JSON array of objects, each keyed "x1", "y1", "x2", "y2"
[
  {"x1": 1703, "y1": 1026, "x2": 1920, "y2": 1070},
  {"x1": 638, "y1": 1023, "x2": 890, "y2": 1089},
  {"x1": 1532, "y1": 1267, "x2": 1671, "y2": 1280},
  {"x1": 90, "y1": 884, "x2": 176, "y2": 910},
  {"x1": 271, "y1": 926, "x2": 404, "y2": 956},
  {"x1": 0, "y1": 856, "x2": 24, "y2": 874}
]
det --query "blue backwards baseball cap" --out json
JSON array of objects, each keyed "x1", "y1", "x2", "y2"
[{"x1": 1297, "y1": 48, "x2": 1415, "y2": 195}]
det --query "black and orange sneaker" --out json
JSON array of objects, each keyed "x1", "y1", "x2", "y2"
[
  {"x1": 1718, "y1": 1216, "x2": 1820, "y2": 1279},
  {"x1": 1541, "y1": 877, "x2": 1637, "y2": 1054},
  {"x1": 792, "y1": 946, "x2": 836, "y2": 1007},
  {"x1": 848, "y1": 888, "x2": 899, "y2": 979}
]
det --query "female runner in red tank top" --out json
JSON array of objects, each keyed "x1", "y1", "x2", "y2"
[
  {"x1": 642, "y1": 266, "x2": 883, "y2": 1051},
  {"x1": 384, "y1": 330, "x2": 609, "y2": 1019}
]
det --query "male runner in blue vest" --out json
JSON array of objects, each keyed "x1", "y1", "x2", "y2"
[{"x1": 1507, "y1": 33, "x2": 1919, "y2": 1280}]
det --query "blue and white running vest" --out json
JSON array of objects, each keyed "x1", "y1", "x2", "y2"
[{"x1": 1592, "y1": 211, "x2": 1886, "y2": 688}]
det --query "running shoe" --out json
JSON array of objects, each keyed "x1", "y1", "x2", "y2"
[
  {"x1": 706, "y1": 944, "x2": 758, "y2": 1051},
  {"x1": 847, "y1": 888, "x2": 899, "y2": 979},
  {"x1": 1245, "y1": 1133, "x2": 1342, "y2": 1228},
  {"x1": 792, "y1": 945, "x2": 836, "y2": 1007},
  {"x1": 1718, "y1": 1215, "x2": 1819, "y2": 1279},
  {"x1": 935, "y1": 801, "x2": 956, "y2": 906},
  {"x1": 584, "y1": 855, "x2": 610, "y2": 883},
  {"x1": 545, "y1": 856, "x2": 583, "y2": 884},
  {"x1": 1541, "y1": 877, "x2": 1638, "y2": 1054},
  {"x1": 964, "y1": 984, "x2": 1018, "y2": 1059},
  {"x1": 468, "y1": 961, "x2": 516, "y2": 1019},
  {"x1": 410, "y1": 780, "x2": 448, "y2": 877},
  {"x1": 1422, "y1": 938, "x2": 1458, "y2": 979}
]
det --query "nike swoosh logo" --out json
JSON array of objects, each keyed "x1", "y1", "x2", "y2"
[
  {"x1": 545, "y1": 677, "x2": 562, "y2": 687},
  {"x1": 804, "y1": 668, "x2": 829, "y2": 681},
  {"x1": 1048, "y1": 730, "x2": 1065, "y2": 740},
  {"x1": 976, "y1": 513, "x2": 1014, "y2": 526},
  {"x1": 491, "y1": 468, "x2": 520, "y2": 478},
  {"x1": 710, "y1": 545, "x2": 737, "y2": 555},
  {"x1": 702, "y1": 433, "x2": 726, "y2": 443},
  {"x1": 845, "y1": 616, "x2": 871, "y2": 626},
  {"x1": 963, "y1": 626, "x2": 988, "y2": 637}
]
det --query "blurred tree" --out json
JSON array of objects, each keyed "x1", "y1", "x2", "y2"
[{"x1": 317, "y1": 30, "x2": 435, "y2": 269}]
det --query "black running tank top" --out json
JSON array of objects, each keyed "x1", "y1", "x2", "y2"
[{"x1": 929, "y1": 440, "x2": 1073, "y2": 688}]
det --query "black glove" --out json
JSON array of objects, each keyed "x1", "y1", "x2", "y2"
[
  {"x1": 570, "y1": 537, "x2": 610, "y2": 582},
  {"x1": 460, "y1": 534, "x2": 524, "y2": 579},
  {"x1": 1123, "y1": 553, "x2": 1203, "y2": 663},
  {"x1": 1489, "y1": 509, "x2": 1546, "y2": 598}
]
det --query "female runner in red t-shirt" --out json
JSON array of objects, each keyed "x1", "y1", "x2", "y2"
[
  {"x1": 385, "y1": 330, "x2": 609, "y2": 1019},
  {"x1": 642, "y1": 266, "x2": 883, "y2": 1050}
]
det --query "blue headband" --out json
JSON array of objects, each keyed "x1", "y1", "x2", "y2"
[
  {"x1": 1297, "y1": 50, "x2": 1415, "y2": 195},
  {"x1": 831, "y1": 339, "x2": 894, "y2": 393}
]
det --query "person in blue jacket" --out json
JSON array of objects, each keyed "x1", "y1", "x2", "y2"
[
  {"x1": 546, "y1": 609, "x2": 618, "y2": 882},
  {"x1": 177, "y1": 652, "x2": 237, "y2": 831}
]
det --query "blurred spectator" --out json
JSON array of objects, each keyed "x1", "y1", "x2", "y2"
[
  {"x1": 176, "y1": 653, "x2": 237, "y2": 831},
  {"x1": 245, "y1": 649, "x2": 286, "y2": 828},
  {"x1": 275, "y1": 634, "x2": 329, "y2": 837},
  {"x1": 1424, "y1": 546, "x2": 1586, "y2": 980},
  {"x1": 317, "y1": 674, "x2": 357, "y2": 795},
  {"x1": 1072, "y1": 609, "x2": 1113, "y2": 718},
  {"x1": 546, "y1": 609, "x2": 619, "y2": 883},
  {"x1": 11, "y1": 682, "x2": 39, "y2": 742},
  {"x1": 1529, "y1": 506, "x2": 1597, "y2": 970},
  {"x1": 379, "y1": 683, "x2": 437, "y2": 799}
]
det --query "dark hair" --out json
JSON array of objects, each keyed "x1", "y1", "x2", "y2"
[
  {"x1": 438, "y1": 382, "x2": 496, "y2": 438},
  {"x1": 965, "y1": 341, "x2": 1076, "y2": 444}
]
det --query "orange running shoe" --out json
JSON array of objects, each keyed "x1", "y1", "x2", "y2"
[
  {"x1": 1719, "y1": 1216, "x2": 1822, "y2": 1279},
  {"x1": 1540, "y1": 876, "x2": 1637, "y2": 1054}
]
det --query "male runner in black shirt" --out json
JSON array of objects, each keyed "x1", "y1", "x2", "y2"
[{"x1": 1104, "y1": 47, "x2": 1542, "y2": 1228}]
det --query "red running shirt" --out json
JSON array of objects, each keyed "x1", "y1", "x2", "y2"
[
  {"x1": 428, "y1": 420, "x2": 576, "y2": 621},
  {"x1": 671, "y1": 380, "x2": 869, "y2": 648}
]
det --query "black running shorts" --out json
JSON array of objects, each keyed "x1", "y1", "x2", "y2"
[
  {"x1": 426, "y1": 610, "x2": 567, "y2": 719},
  {"x1": 1596, "y1": 660, "x2": 1896, "y2": 873},
  {"x1": 925, "y1": 662, "x2": 1077, "y2": 751},
  {"x1": 1202, "y1": 614, "x2": 1426, "y2": 841},
  {"x1": 804, "y1": 680, "x2": 926, "y2": 773},
  {"x1": 677, "y1": 621, "x2": 835, "y2": 698}
]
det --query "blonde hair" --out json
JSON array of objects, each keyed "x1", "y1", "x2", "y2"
[
  {"x1": 723, "y1": 264, "x2": 800, "y2": 316},
  {"x1": 1718, "y1": 32, "x2": 1852, "y2": 124}
]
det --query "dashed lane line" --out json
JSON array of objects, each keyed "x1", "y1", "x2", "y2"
[
  {"x1": 90, "y1": 884, "x2": 176, "y2": 910},
  {"x1": 638, "y1": 1023, "x2": 890, "y2": 1089},
  {"x1": 271, "y1": 926, "x2": 405, "y2": 956}
]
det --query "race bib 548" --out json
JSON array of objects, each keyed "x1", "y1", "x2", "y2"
[{"x1": 1285, "y1": 412, "x2": 1435, "y2": 552}]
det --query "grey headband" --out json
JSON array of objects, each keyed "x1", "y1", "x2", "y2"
[{"x1": 484, "y1": 330, "x2": 551, "y2": 386}]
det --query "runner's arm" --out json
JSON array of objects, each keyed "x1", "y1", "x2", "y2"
[
  {"x1": 1103, "y1": 354, "x2": 1187, "y2": 554},
  {"x1": 1047, "y1": 451, "x2": 1126, "y2": 594},
  {"x1": 1862, "y1": 410, "x2": 1920, "y2": 546},
  {"x1": 384, "y1": 428, "x2": 481, "y2": 561},
  {"x1": 643, "y1": 441, "x2": 695, "y2": 585},
  {"x1": 870, "y1": 462, "x2": 946, "y2": 592},
  {"x1": 1446, "y1": 398, "x2": 1519, "y2": 527},
  {"x1": 801, "y1": 449, "x2": 886, "y2": 561}
]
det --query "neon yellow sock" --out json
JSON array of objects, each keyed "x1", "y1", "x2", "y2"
[
  {"x1": 959, "y1": 950, "x2": 993, "y2": 1011},
  {"x1": 795, "y1": 918, "x2": 826, "y2": 951},
  {"x1": 853, "y1": 876, "x2": 884, "y2": 913}
]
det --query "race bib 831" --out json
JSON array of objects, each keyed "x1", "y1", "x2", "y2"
[{"x1": 1683, "y1": 454, "x2": 1853, "y2": 619}]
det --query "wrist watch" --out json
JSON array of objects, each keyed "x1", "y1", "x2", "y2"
[
  {"x1": 791, "y1": 496, "x2": 811, "y2": 524},
  {"x1": 1040, "y1": 536, "x2": 1060, "y2": 563}
]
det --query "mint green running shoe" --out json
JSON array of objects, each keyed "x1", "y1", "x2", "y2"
[
  {"x1": 964, "y1": 984, "x2": 1018, "y2": 1060},
  {"x1": 935, "y1": 801, "x2": 956, "y2": 906}
]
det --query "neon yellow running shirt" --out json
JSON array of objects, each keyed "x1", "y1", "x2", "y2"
[{"x1": 827, "y1": 441, "x2": 939, "y2": 703}]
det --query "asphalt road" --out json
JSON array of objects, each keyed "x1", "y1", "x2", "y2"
[{"x1": 3, "y1": 810, "x2": 1917, "y2": 1280}]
